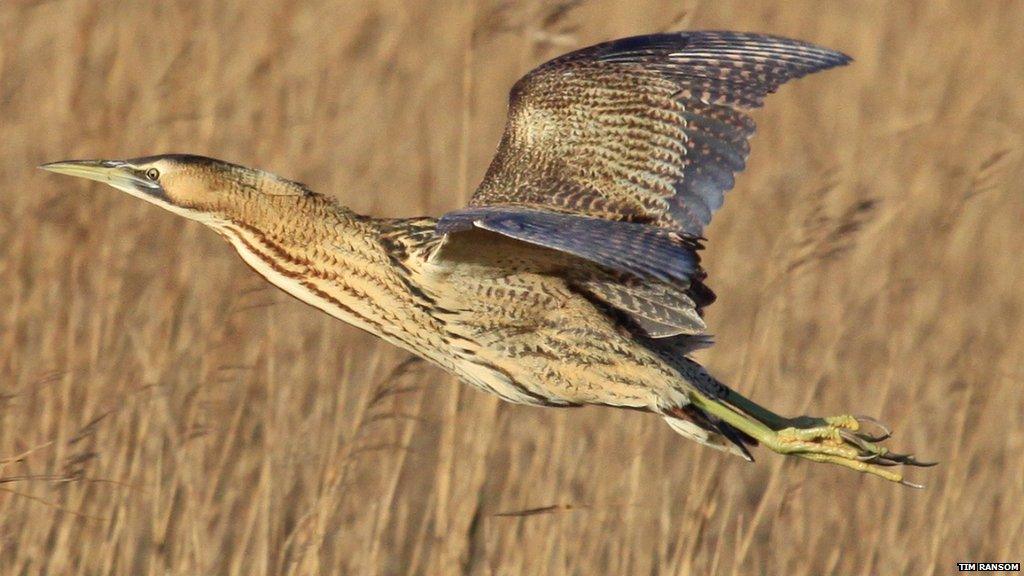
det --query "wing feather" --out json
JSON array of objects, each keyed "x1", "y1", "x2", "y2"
[
  {"x1": 465, "y1": 31, "x2": 850, "y2": 235},
  {"x1": 437, "y1": 208, "x2": 701, "y2": 285},
  {"x1": 436, "y1": 31, "x2": 849, "y2": 337}
]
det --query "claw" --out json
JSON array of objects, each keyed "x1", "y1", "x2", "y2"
[
  {"x1": 852, "y1": 415, "x2": 892, "y2": 442},
  {"x1": 838, "y1": 429, "x2": 891, "y2": 458},
  {"x1": 839, "y1": 429, "x2": 877, "y2": 450},
  {"x1": 899, "y1": 479, "x2": 926, "y2": 489},
  {"x1": 900, "y1": 456, "x2": 939, "y2": 468}
]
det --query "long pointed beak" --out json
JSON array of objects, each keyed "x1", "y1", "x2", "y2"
[
  {"x1": 39, "y1": 159, "x2": 163, "y2": 197},
  {"x1": 41, "y1": 159, "x2": 137, "y2": 186}
]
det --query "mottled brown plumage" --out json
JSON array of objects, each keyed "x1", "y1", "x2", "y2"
[
  {"x1": 468, "y1": 31, "x2": 849, "y2": 235},
  {"x1": 41, "y1": 31, "x2": 932, "y2": 485}
]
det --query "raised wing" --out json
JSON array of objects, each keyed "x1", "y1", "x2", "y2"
[
  {"x1": 435, "y1": 31, "x2": 849, "y2": 338},
  {"x1": 462, "y1": 31, "x2": 850, "y2": 236}
]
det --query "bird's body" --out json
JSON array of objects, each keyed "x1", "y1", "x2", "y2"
[
  {"x1": 200, "y1": 185, "x2": 688, "y2": 410},
  {"x1": 41, "y1": 31, "x2": 932, "y2": 483}
]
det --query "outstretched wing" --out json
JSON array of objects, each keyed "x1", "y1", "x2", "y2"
[
  {"x1": 437, "y1": 31, "x2": 849, "y2": 337},
  {"x1": 453, "y1": 30, "x2": 849, "y2": 236}
]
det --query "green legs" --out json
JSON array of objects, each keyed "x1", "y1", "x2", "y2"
[{"x1": 688, "y1": 387, "x2": 934, "y2": 486}]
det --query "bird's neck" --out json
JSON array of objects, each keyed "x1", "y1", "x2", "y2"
[{"x1": 213, "y1": 193, "x2": 446, "y2": 355}]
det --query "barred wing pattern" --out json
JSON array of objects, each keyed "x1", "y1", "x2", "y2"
[
  {"x1": 438, "y1": 32, "x2": 849, "y2": 338},
  {"x1": 465, "y1": 31, "x2": 851, "y2": 236}
]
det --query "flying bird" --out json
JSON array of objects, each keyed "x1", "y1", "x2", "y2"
[{"x1": 41, "y1": 31, "x2": 931, "y2": 485}]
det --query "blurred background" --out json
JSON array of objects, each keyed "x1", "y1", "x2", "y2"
[{"x1": 1, "y1": 1, "x2": 1022, "y2": 574}]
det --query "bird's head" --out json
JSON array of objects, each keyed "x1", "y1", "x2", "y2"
[{"x1": 39, "y1": 154, "x2": 311, "y2": 225}]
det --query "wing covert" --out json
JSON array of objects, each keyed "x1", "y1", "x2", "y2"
[
  {"x1": 434, "y1": 207, "x2": 715, "y2": 338},
  {"x1": 437, "y1": 207, "x2": 701, "y2": 284}
]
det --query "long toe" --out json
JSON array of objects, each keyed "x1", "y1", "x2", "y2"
[{"x1": 777, "y1": 414, "x2": 935, "y2": 485}]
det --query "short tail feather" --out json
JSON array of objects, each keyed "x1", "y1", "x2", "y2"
[
  {"x1": 663, "y1": 403, "x2": 757, "y2": 461},
  {"x1": 661, "y1": 360, "x2": 758, "y2": 460}
]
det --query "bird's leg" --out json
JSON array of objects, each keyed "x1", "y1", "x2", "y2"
[
  {"x1": 716, "y1": 385, "x2": 894, "y2": 442},
  {"x1": 687, "y1": 387, "x2": 934, "y2": 486}
]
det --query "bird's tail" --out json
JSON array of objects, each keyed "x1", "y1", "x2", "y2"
[
  {"x1": 660, "y1": 360, "x2": 758, "y2": 461},
  {"x1": 662, "y1": 405, "x2": 758, "y2": 461}
]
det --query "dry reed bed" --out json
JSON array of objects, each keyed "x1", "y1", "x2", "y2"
[{"x1": 1, "y1": 1, "x2": 1022, "y2": 574}]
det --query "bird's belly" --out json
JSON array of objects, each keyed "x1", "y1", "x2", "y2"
[
  {"x1": 447, "y1": 355, "x2": 570, "y2": 406},
  {"x1": 442, "y1": 328, "x2": 666, "y2": 410},
  {"x1": 422, "y1": 263, "x2": 670, "y2": 410}
]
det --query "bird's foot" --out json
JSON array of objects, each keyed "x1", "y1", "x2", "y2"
[
  {"x1": 689, "y1": 392, "x2": 935, "y2": 486},
  {"x1": 763, "y1": 414, "x2": 935, "y2": 487}
]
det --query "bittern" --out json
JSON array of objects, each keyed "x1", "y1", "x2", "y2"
[{"x1": 41, "y1": 31, "x2": 931, "y2": 485}]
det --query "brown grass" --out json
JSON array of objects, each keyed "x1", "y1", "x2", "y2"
[{"x1": 2, "y1": 1, "x2": 1023, "y2": 574}]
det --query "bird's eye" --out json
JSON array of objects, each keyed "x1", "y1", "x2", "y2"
[{"x1": 145, "y1": 168, "x2": 160, "y2": 181}]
